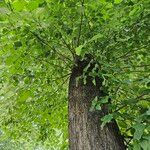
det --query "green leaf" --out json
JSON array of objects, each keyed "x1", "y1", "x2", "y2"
[
  {"x1": 92, "y1": 78, "x2": 96, "y2": 86},
  {"x1": 101, "y1": 114, "x2": 113, "y2": 128},
  {"x1": 146, "y1": 108, "x2": 150, "y2": 115},
  {"x1": 106, "y1": 3, "x2": 113, "y2": 9},
  {"x1": 140, "y1": 140, "x2": 149, "y2": 150},
  {"x1": 18, "y1": 90, "x2": 31, "y2": 101},
  {"x1": 90, "y1": 96, "x2": 99, "y2": 111},
  {"x1": 92, "y1": 96, "x2": 98, "y2": 107},
  {"x1": 129, "y1": 5, "x2": 141, "y2": 17},
  {"x1": 101, "y1": 96, "x2": 109, "y2": 104},
  {"x1": 88, "y1": 33, "x2": 103, "y2": 42},
  {"x1": 75, "y1": 33, "x2": 103, "y2": 56},
  {"x1": 12, "y1": 0, "x2": 27, "y2": 11},
  {"x1": 114, "y1": 0, "x2": 122, "y2": 4},
  {"x1": 75, "y1": 45, "x2": 84, "y2": 56},
  {"x1": 27, "y1": 1, "x2": 39, "y2": 11},
  {"x1": 118, "y1": 120, "x2": 127, "y2": 128},
  {"x1": 83, "y1": 76, "x2": 86, "y2": 85},
  {"x1": 95, "y1": 104, "x2": 101, "y2": 111},
  {"x1": 133, "y1": 123, "x2": 145, "y2": 140},
  {"x1": 133, "y1": 143, "x2": 141, "y2": 150}
]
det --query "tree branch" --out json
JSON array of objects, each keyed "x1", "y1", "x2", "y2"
[
  {"x1": 51, "y1": 73, "x2": 71, "y2": 82},
  {"x1": 114, "y1": 93, "x2": 148, "y2": 113},
  {"x1": 29, "y1": 31, "x2": 72, "y2": 62},
  {"x1": 115, "y1": 45, "x2": 147, "y2": 60},
  {"x1": 77, "y1": 0, "x2": 84, "y2": 46},
  {"x1": 49, "y1": 76, "x2": 70, "y2": 97},
  {"x1": 60, "y1": 36, "x2": 75, "y2": 57}
]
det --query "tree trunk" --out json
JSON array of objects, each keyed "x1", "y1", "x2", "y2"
[{"x1": 68, "y1": 59, "x2": 126, "y2": 150}]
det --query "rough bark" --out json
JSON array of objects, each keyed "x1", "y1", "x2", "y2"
[{"x1": 68, "y1": 58, "x2": 126, "y2": 150}]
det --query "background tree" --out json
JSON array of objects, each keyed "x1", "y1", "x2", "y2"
[{"x1": 0, "y1": 0, "x2": 149, "y2": 149}]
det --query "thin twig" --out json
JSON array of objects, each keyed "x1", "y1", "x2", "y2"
[
  {"x1": 29, "y1": 31, "x2": 72, "y2": 62},
  {"x1": 51, "y1": 73, "x2": 71, "y2": 82},
  {"x1": 114, "y1": 93, "x2": 147, "y2": 113},
  {"x1": 61, "y1": 36, "x2": 75, "y2": 56},
  {"x1": 115, "y1": 45, "x2": 147, "y2": 60},
  {"x1": 49, "y1": 76, "x2": 70, "y2": 97}
]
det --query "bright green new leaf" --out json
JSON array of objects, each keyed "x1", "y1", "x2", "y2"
[
  {"x1": 114, "y1": 0, "x2": 122, "y2": 4},
  {"x1": 75, "y1": 45, "x2": 84, "y2": 56},
  {"x1": 88, "y1": 33, "x2": 103, "y2": 43},
  {"x1": 12, "y1": 0, "x2": 27, "y2": 11},
  {"x1": 27, "y1": 1, "x2": 39, "y2": 11}
]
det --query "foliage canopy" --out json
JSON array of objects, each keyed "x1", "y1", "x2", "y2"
[{"x1": 0, "y1": 0, "x2": 150, "y2": 149}]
